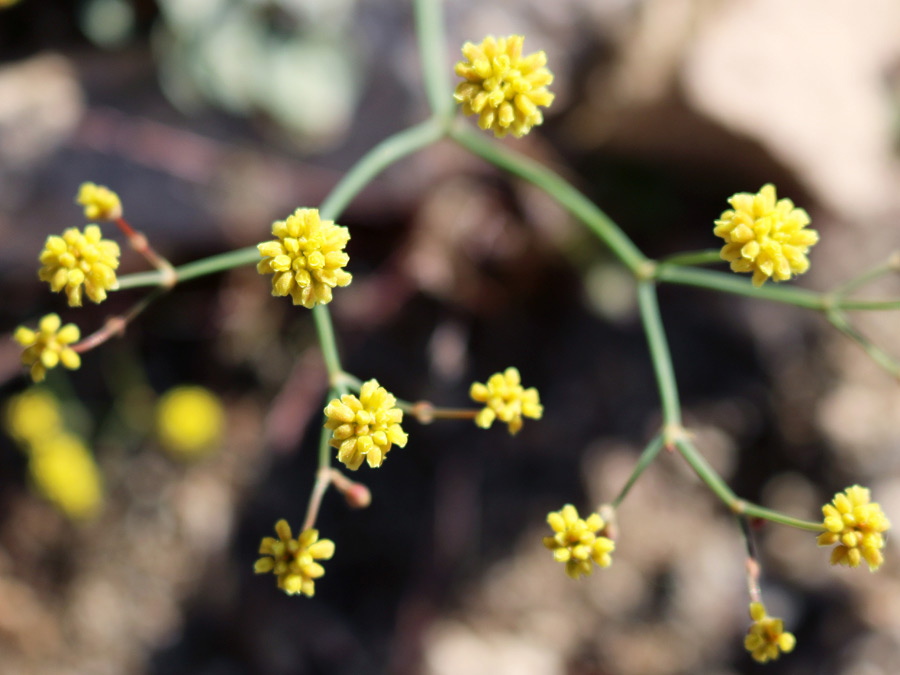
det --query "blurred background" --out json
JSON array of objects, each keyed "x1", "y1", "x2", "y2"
[{"x1": 2, "y1": 0, "x2": 900, "y2": 673}]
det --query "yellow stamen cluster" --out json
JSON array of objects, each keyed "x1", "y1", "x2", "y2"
[
  {"x1": 3, "y1": 389, "x2": 103, "y2": 521},
  {"x1": 817, "y1": 485, "x2": 890, "y2": 571},
  {"x1": 75, "y1": 182, "x2": 122, "y2": 221},
  {"x1": 38, "y1": 224, "x2": 120, "y2": 306},
  {"x1": 454, "y1": 35, "x2": 554, "y2": 138},
  {"x1": 542, "y1": 504, "x2": 615, "y2": 579},
  {"x1": 13, "y1": 314, "x2": 81, "y2": 383},
  {"x1": 257, "y1": 208, "x2": 352, "y2": 309},
  {"x1": 254, "y1": 519, "x2": 335, "y2": 597},
  {"x1": 324, "y1": 379, "x2": 408, "y2": 471},
  {"x1": 713, "y1": 184, "x2": 818, "y2": 287},
  {"x1": 744, "y1": 602, "x2": 796, "y2": 663},
  {"x1": 470, "y1": 367, "x2": 542, "y2": 435},
  {"x1": 156, "y1": 386, "x2": 225, "y2": 460}
]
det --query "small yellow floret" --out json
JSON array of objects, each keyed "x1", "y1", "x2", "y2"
[
  {"x1": 156, "y1": 386, "x2": 225, "y2": 459},
  {"x1": 4, "y1": 387, "x2": 64, "y2": 444},
  {"x1": 713, "y1": 184, "x2": 818, "y2": 287},
  {"x1": 817, "y1": 485, "x2": 890, "y2": 571},
  {"x1": 470, "y1": 367, "x2": 542, "y2": 435},
  {"x1": 14, "y1": 314, "x2": 81, "y2": 383},
  {"x1": 744, "y1": 602, "x2": 796, "y2": 663},
  {"x1": 38, "y1": 224, "x2": 120, "y2": 306},
  {"x1": 28, "y1": 432, "x2": 103, "y2": 521},
  {"x1": 257, "y1": 208, "x2": 352, "y2": 309},
  {"x1": 454, "y1": 35, "x2": 554, "y2": 138},
  {"x1": 76, "y1": 182, "x2": 122, "y2": 221},
  {"x1": 324, "y1": 379, "x2": 408, "y2": 471},
  {"x1": 542, "y1": 504, "x2": 615, "y2": 579},
  {"x1": 254, "y1": 519, "x2": 335, "y2": 597}
]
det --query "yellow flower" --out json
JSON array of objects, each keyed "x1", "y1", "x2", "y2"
[
  {"x1": 75, "y1": 182, "x2": 123, "y2": 221},
  {"x1": 454, "y1": 35, "x2": 554, "y2": 138},
  {"x1": 28, "y1": 432, "x2": 103, "y2": 521},
  {"x1": 4, "y1": 387, "x2": 64, "y2": 445},
  {"x1": 254, "y1": 519, "x2": 335, "y2": 597},
  {"x1": 817, "y1": 485, "x2": 890, "y2": 571},
  {"x1": 542, "y1": 504, "x2": 615, "y2": 579},
  {"x1": 470, "y1": 367, "x2": 542, "y2": 435},
  {"x1": 156, "y1": 386, "x2": 225, "y2": 459},
  {"x1": 257, "y1": 208, "x2": 352, "y2": 308},
  {"x1": 38, "y1": 225, "x2": 120, "y2": 306},
  {"x1": 744, "y1": 602, "x2": 796, "y2": 663},
  {"x1": 14, "y1": 314, "x2": 81, "y2": 383},
  {"x1": 713, "y1": 184, "x2": 818, "y2": 287},
  {"x1": 324, "y1": 379, "x2": 408, "y2": 471}
]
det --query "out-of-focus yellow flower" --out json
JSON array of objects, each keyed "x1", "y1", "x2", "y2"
[
  {"x1": 470, "y1": 367, "x2": 542, "y2": 435},
  {"x1": 28, "y1": 432, "x2": 103, "y2": 521},
  {"x1": 324, "y1": 379, "x2": 407, "y2": 470},
  {"x1": 542, "y1": 504, "x2": 614, "y2": 579},
  {"x1": 454, "y1": 35, "x2": 554, "y2": 138},
  {"x1": 156, "y1": 386, "x2": 224, "y2": 459},
  {"x1": 38, "y1": 225, "x2": 120, "y2": 306},
  {"x1": 744, "y1": 602, "x2": 796, "y2": 663},
  {"x1": 254, "y1": 519, "x2": 335, "y2": 597},
  {"x1": 75, "y1": 182, "x2": 122, "y2": 221},
  {"x1": 257, "y1": 208, "x2": 352, "y2": 309},
  {"x1": 14, "y1": 314, "x2": 81, "y2": 383},
  {"x1": 817, "y1": 485, "x2": 890, "y2": 571},
  {"x1": 714, "y1": 184, "x2": 818, "y2": 287},
  {"x1": 4, "y1": 387, "x2": 64, "y2": 445}
]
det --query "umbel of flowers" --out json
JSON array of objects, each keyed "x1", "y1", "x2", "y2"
[
  {"x1": 38, "y1": 225, "x2": 120, "y2": 306},
  {"x1": 324, "y1": 380, "x2": 408, "y2": 470},
  {"x1": 543, "y1": 504, "x2": 615, "y2": 579},
  {"x1": 257, "y1": 208, "x2": 352, "y2": 308},
  {"x1": 818, "y1": 485, "x2": 890, "y2": 571},
  {"x1": 254, "y1": 520, "x2": 335, "y2": 597},
  {"x1": 14, "y1": 313, "x2": 81, "y2": 383},
  {"x1": 470, "y1": 367, "x2": 543, "y2": 435},
  {"x1": 744, "y1": 602, "x2": 796, "y2": 663},
  {"x1": 454, "y1": 34, "x2": 554, "y2": 138}
]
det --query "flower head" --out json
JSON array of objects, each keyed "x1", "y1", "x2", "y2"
[
  {"x1": 156, "y1": 386, "x2": 225, "y2": 460},
  {"x1": 254, "y1": 519, "x2": 335, "y2": 596},
  {"x1": 542, "y1": 504, "x2": 615, "y2": 579},
  {"x1": 324, "y1": 379, "x2": 407, "y2": 470},
  {"x1": 470, "y1": 367, "x2": 542, "y2": 435},
  {"x1": 28, "y1": 432, "x2": 103, "y2": 521},
  {"x1": 744, "y1": 602, "x2": 796, "y2": 663},
  {"x1": 454, "y1": 35, "x2": 554, "y2": 138},
  {"x1": 14, "y1": 314, "x2": 81, "y2": 383},
  {"x1": 38, "y1": 224, "x2": 120, "y2": 306},
  {"x1": 713, "y1": 184, "x2": 818, "y2": 287},
  {"x1": 75, "y1": 182, "x2": 122, "y2": 221},
  {"x1": 257, "y1": 208, "x2": 352, "y2": 308},
  {"x1": 4, "y1": 387, "x2": 64, "y2": 444},
  {"x1": 817, "y1": 485, "x2": 890, "y2": 571}
]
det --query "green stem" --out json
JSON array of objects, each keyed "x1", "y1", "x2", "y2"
[
  {"x1": 449, "y1": 124, "x2": 649, "y2": 275},
  {"x1": 674, "y1": 437, "x2": 823, "y2": 532},
  {"x1": 611, "y1": 434, "x2": 664, "y2": 508},
  {"x1": 832, "y1": 260, "x2": 897, "y2": 299},
  {"x1": 659, "y1": 249, "x2": 724, "y2": 267},
  {"x1": 115, "y1": 247, "x2": 259, "y2": 290},
  {"x1": 836, "y1": 297, "x2": 900, "y2": 311},
  {"x1": 414, "y1": 0, "x2": 453, "y2": 120},
  {"x1": 826, "y1": 309, "x2": 900, "y2": 378},
  {"x1": 655, "y1": 265, "x2": 825, "y2": 310},
  {"x1": 312, "y1": 305, "x2": 348, "y2": 391},
  {"x1": 637, "y1": 281, "x2": 681, "y2": 427}
]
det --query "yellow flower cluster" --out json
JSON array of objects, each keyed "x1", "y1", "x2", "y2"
[
  {"x1": 542, "y1": 504, "x2": 615, "y2": 579},
  {"x1": 744, "y1": 602, "x2": 796, "y2": 663},
  {"x1": 254, "y1": 519, "x2": 335, "y2": 597},
  {"x1": 714, "y1": 184, "x2": 818, "y2": 287},
  {"x1": 454, "y1": 35, "x2": 554, "y2": 138},
  {"x1": 3, "y1": 388, "x2": 103, "y2": 521},
  {"x1": 39, "y1": 224, "x2": 120, "y2": 306},
  {"x1": 156, "y1": 385, "x2": 224, "y2": 460},
  {"x1": 324, "y1": 380, "x2": 408, "y2": 470},
  {"x1": 817, "y1": 485, "x2": 890, "y2": 571},
  {"x1": 75, "y1": 182, "x2": 122, "y2": 221},
  {"x1": 470, "y1": 367, "x2": 542, "y2": 435},
  {"x1": 14, "y1": 313, "x2": 81, "y2": 383},
  {"x1": 257, "y1": 208, "x2": 352, "y2": 309}
]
